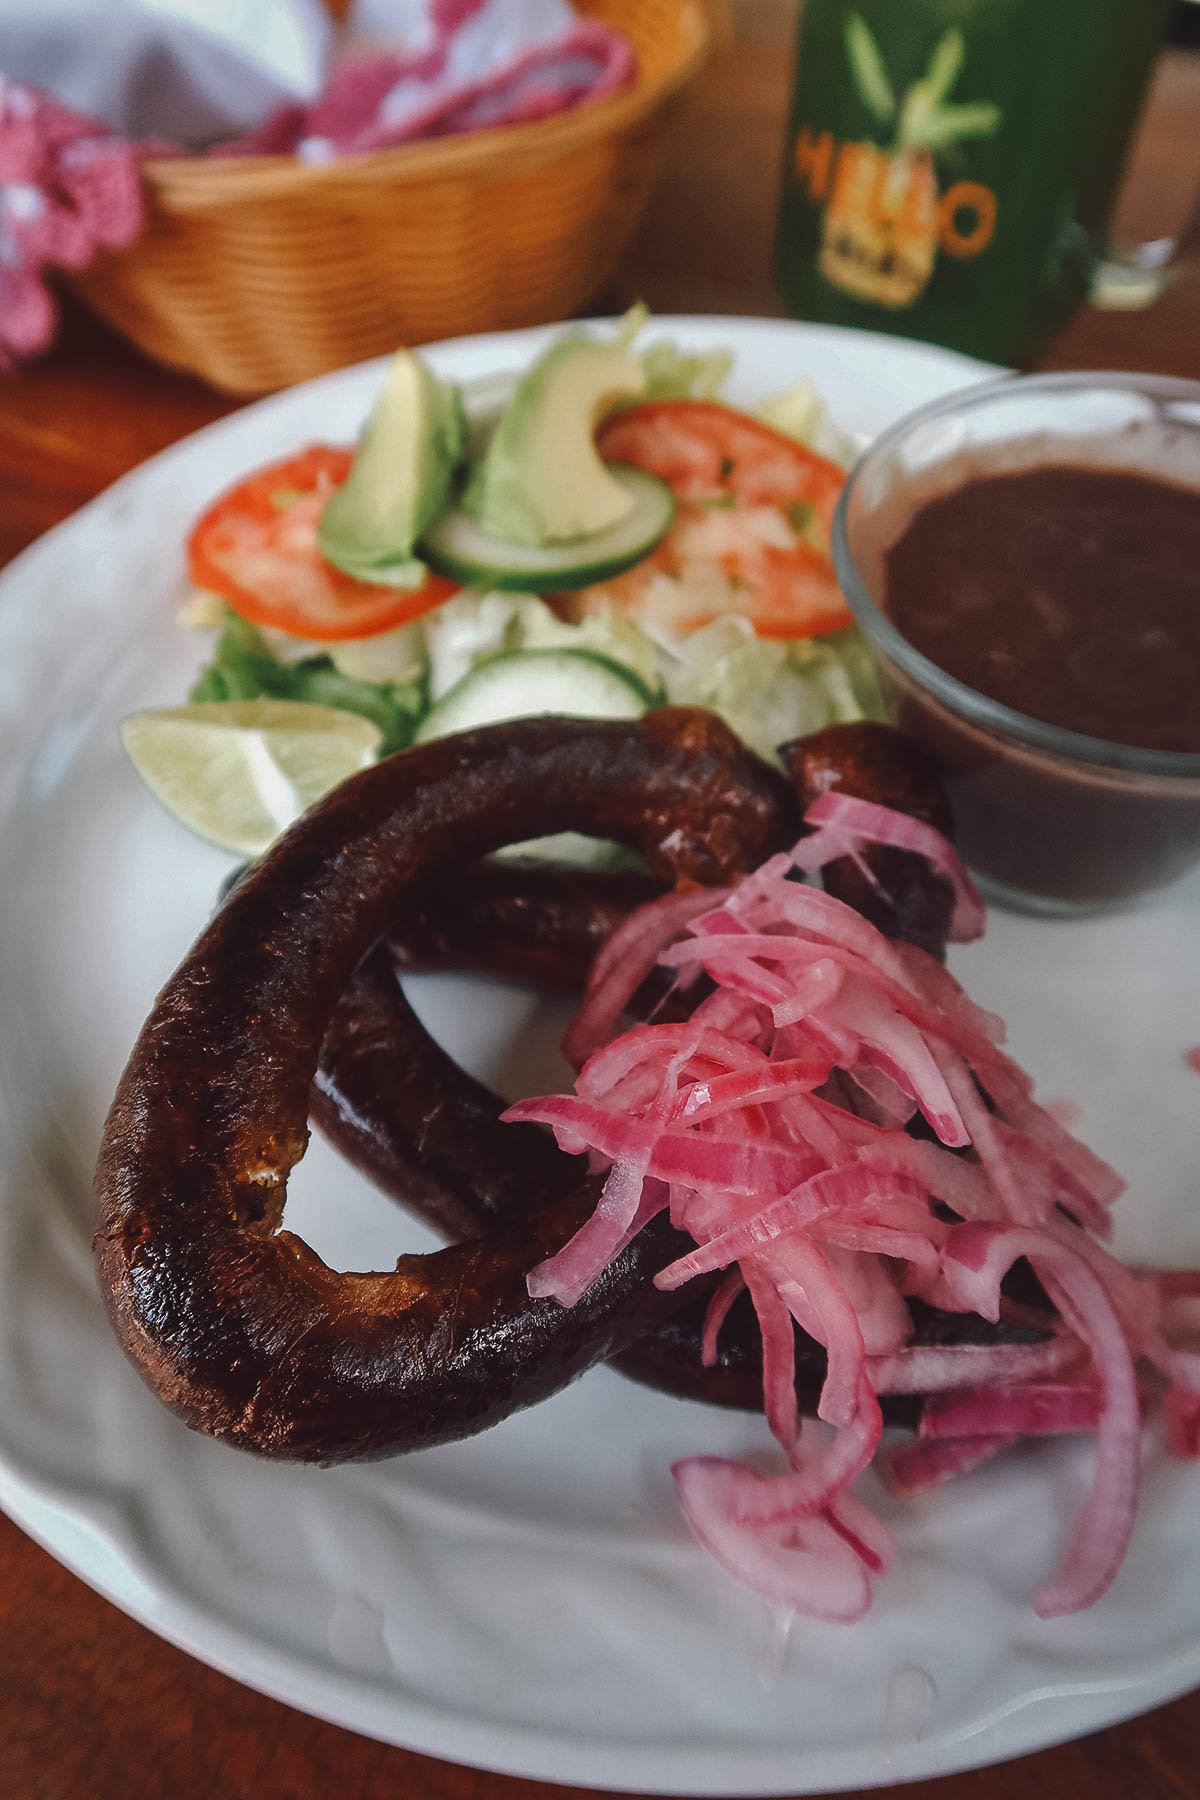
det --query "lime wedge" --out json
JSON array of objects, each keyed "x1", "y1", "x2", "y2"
[{"x1": 119, "y1": 701, "x2": 382, "y2": 856}]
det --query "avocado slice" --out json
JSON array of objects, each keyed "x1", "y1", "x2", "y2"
[
  {"x1": 318, "y1": 349, "x2": 466, "y2": 588},
  {"x1": 463, "y1": 338, "x2": 646, "y2": 547}
]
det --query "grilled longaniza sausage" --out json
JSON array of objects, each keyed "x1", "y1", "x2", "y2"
[
  {"x1": 782, "y1": 722, "x2": 956, "y2": 960},
  {"x1": 94, "y1": 711, "x2": 796, "y2": 1462},
  {"x1": 311, "y1": 722, "x2": 1044, "y2": 1426},
  {"x1": 313, "y1": 944, "x2": 581, "y2": 1247},
  {"x1": 389, "y1": 858, "x2": 664, "y2": 989}
]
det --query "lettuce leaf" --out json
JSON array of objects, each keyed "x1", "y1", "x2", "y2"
[
  {"x1": 638, "y1": 338, "x2": 734, "y2": 402},
  {"x1": 190, "y1": 609, "x2": 425, "y2": 755},
  {"x1": 660, "y1": 617, "x2": 882, "y2": 764},
  {"x1": 610, "y1": 302, "x2": 733, "y2": 403},
  {"x1": 756, "y1": 376, "x2": 860, "y2": 467},
  {"x1": 813, "y1": 626, "x2": 887, "y2": 721}
]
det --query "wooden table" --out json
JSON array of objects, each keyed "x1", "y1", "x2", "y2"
[{"x1": 2, "y1": 21, "x2": 1198, "y2": 1800}]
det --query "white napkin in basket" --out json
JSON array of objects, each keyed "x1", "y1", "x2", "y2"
[
  {"x1": 0, "y1": 0, "x2": 333, "y2": 147},
  {"x1": 0, "y1": 0, "x2": 603, "y2": 151}
]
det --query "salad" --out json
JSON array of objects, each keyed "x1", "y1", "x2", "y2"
[{"x1": 124, "y1": 311, "x2": 885, "y2": 854}]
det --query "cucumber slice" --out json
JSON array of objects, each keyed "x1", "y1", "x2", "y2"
[
  {"x1": 414, "y1": 647, "x2": 654, "y2": 744},
  {"x1": 414, "y1": 647, "x2": 654, "y2": 867},
  {"x1": 420, "y1": 465, "x2": 673, "y2": 591}
]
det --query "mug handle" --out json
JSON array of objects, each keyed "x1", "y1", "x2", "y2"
[
  {"x1": 1092, "y1": 190, "x2": 1200, "y2": 309},
  {"x1": 1090, "y1": 29, "x2": 1200, "y2": 312}
]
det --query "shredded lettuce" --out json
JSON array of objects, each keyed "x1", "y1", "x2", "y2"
[
  {"x1": 188, "y1": 600, "x2": 881, "y2": 779},
  {"x1": 756, "y1": 376, "x2": 861, "y2": 468},
  {"x1": 756, "y1": 376, "x2": 825, "y2": 445},
  {"x1": 190, "y1": 609, "x2": 425, "y2": 755},
  {"x1": 327, "y1": 622, "x2": 427, "y2": 685},
  {"x1": 609, "y1": 302, "x2": 733, "y2": 404},
  {"x1": 660, "y1": 616, "x2": 882, "y2": 764},
  {"x1": 814, "y1": 626, "x2": 887, "y2": 722},
  {"x1": 423, "y1": 590, "x2": 662, "y2": 703},
  {"x1": 423, "y1": 592, "x2": 526, "y2": 700},
  {"x1": 611, "y1": 300, "x2": 651, "y2": 349},
  {"x1": 638, "y1": 339, "x2": 734, "y2": 402}
]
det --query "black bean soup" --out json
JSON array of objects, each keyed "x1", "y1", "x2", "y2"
[{"x1": 883, "y1": 465, "x2": 1200, "y2": 754}]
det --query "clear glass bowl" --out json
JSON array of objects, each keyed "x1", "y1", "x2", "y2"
[{"x1": 832, "y1": 371, "x2": 1200, "y2": 915}]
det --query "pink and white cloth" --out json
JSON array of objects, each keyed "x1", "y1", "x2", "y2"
[
  {"x1": 0, "y1": 0, "x2": 634, "y2": 366},
  {"x1": 0, "y1": 79, "x2": 142, "y2": 369},
  {"x1": 229, "y1": 0, "x2": 635, "y2": 162}
]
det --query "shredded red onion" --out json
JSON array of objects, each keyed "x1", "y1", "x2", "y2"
[
  {"x1": 729, "y1": 1384, "x2": 884, "y2": 1527},
  {"x1": 920, "y1": 1383, "x2": 1103, "y2": 1441},
  {"x1": 563, "y1": 886, "x2": 728, "y2": 1069},
  {"x1": 943, "y1": 1226, "x2": 1141, "y2": 1617},
  {"x1": 502, "y1": 820, "x2": 1198, "y2": 1626},
  {"x1": 801, "y1": 791, "x2": 986, "y2": 942},
  {"x1": 888, "y1": 1433, "x2": 1017, "y2": 1495},
  {"x1": 700, "y1": 1269, "x2": 745, "y2": 1367},
  {"x1": 869, "y1": 1337, "x2": 1080, "y2": 1395},
  {"x1": 1150, "y1": 1269, "x2": 1200, "y2": 1298},
  {"x1": 1166, "y1": 1389, "x2": 1200, "y2": 1459},
  {"x1": 824, "y1": 1487, "x2": 895, "y2": 1574},
  {"x1": 672, "y1": 1458, "x2": 874, "y2": 1621},
  {"x1": 527, "y1": 1155, "x2": 657, "y2": 1307}
]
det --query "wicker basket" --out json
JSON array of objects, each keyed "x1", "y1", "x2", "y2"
[{"x1": 71, "y1": 0, "x2": 710, "y2": 394}]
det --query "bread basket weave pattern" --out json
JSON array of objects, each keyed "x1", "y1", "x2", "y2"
[{"x1": 71, "y1": 0, "x2": 711, "y2": 394}]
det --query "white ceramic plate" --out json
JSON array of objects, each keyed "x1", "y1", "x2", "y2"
[{"x1": 1, "y1": 318, "x2": 1197, "y2": 1796}]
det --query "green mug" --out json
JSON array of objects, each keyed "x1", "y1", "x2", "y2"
[{"x1": 775, "y1": 0, "x2": 1174, "y2": 364}]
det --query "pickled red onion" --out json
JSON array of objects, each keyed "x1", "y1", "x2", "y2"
[
  {"x1": 503, "y1": 815, "x2": 1197, "y2": 1626},
  {"x1": 800, "y1": 790, "x2": 986, "y2": 942},
  {"x1": 943, "y1": 1225, "x2": 1142, "y2": 1617},
  {"x1": 672, "y1": 1458, "x2": 874, "y2": 1621},
  {"x1": 563, "y1": 886, "x2": 727, "y2": 1069},
  {"x1": 920, "y1": 1383, "x2": 1103, "y2": 1440},
  {"x1": 700, "y1": 1269, "x2": 745, "y2": 1367},
  {"x1": 888, "y1": 1434, "x2": 1016, "y2": 1495}
]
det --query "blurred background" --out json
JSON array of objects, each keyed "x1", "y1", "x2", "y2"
[
  {"x1": 1, "y1": 0, "x2": 1197, "y2": 564},
  {"x1": 1, "y1": 0, "x2": 1196, "y2": 395}
]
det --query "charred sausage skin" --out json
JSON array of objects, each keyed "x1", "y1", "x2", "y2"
[
  {"x1": 782, "y1": 722, "x2": 956, "y2": 960},
  {"x1": 312, "y1": 945, "x2": 580, "y2": 1247},
  {"x1": 389, "y1": 859, "x2": 664, "y2": 989},
  {"x1": 94, "y1": 711, "x2": 795, "y2": 1462}
]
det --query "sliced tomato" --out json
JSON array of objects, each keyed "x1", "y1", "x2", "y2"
[
  {"x1": 188, "y1": 445, "x2": 458, "y2": 642},
  {"x1": 566, "y1": 401, "x2": 851, "y2": 640}
]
